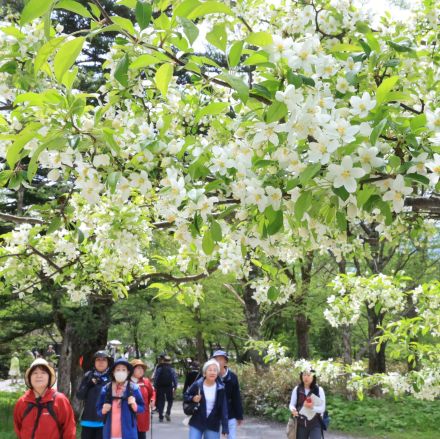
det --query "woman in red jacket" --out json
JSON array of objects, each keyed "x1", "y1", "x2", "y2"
[
  {"x1": 13, "y1": 358, "x2": 76, "y2": 439},
  {"x1": 130, "y1": 359, "x2": 156, "y2": 439}
]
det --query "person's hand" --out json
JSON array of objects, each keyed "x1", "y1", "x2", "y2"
[
  {"x1": 222, "y1": 434, "x2": 228, "y2": 437},
  {"x1": 102, "y1": 403, "x2": 111, "y2": 414},
  {"x1": 128, "y1": 396, "x2": 136, "y2": 405},
  {"x1": 291, "y1": 408, "x2": 298, "y2": 417},
  {"x1": 91, "y1": 378, "x2": 97, "y2": 385},
  {"x1": 304, "y1": 399, "x2": 313, "y2": 409},
  {"x1": 192, "y1": 394, "x2": 202, "y2": 403}
]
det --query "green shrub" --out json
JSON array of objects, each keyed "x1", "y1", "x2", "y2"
[{"x1": 0, "y1": 391, "x2": 21, "y2": 438}]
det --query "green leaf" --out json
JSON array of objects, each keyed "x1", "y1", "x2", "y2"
[
  {"x1": 388, "y1": 155, "x2": 401, "y2": 169},
  {"x1": 0, "y1": 170, "x2": 13, "y2": 187},
  {"x1": 173, "y1": 0, "x2": 201, "y2": 18},
  {"x1": 6, "y1": 124, "x2": 40, "y2": 169},
  {"x1": 336, "y1": 211, "x2": 347, "y2": 231},
  {"x1": 54, "y1": 37, "x2": 85, "y2": 82},
  {"x1": 129, "y1": 53, "x2": 160, "y2": 69},
  {"x1": 246, "y1": 31, "x2": 273, "y2": 47},
  {"x1": 47, "y1": 216, "x2": 62, "y2": 234},
  {"x1": 405, "y1": 173, "x2": 430, "y2": 186},
  {"x1": 218, "y1": 73, "x2": 249, "y2": 103},
  {"x1": 267, "y1": 209, "x2": 283, "y2": 235},
  {"x1": 295, "y1": 191, "x2": 312, "y2": 221},
  {"x1": 114, "y1": 54, "x2": 130, "y2": 87},
  {"x1": 357, "y1": 187, "x2": 376, "y2": 206},
  {"x1": 135, "y1": 1, "x2": 152, "y2": 29},
  {"x1": 107, "y1": 172, "x2": 121, "y2": 193},
  {"x1": 34, "y1": 37, "x2": 65, "y2": 75},
  {"x1": 155, "y1": 63, "x2": 173, "y2": 96},
  {"x1": 287, "y1": 71, "x2": 303, "y2": 88},
  {"x1": 206, "y1": 22, "x2": 227, "y2": 52},
  {"x1": 195, "y1": 102, "x2": 229, "y2": 122},
  {"x1": 267, "y1": 286, "x2": 279, "y2": 302},
  {"x1": 370, "y1": 119, "x2": 387, "y2": 146},
  {"x1": 179, "y1": 17, "x2": 199, "y2": 45},
  {"x1": 330, "y1": 43, "x2": 363, "y2": 53},
  {"x1": 0, "y1": 60, "x2": 17, "y2": 74},
  {"x1": 187, "y1": 2, "x2": 234, "y2": 20},
  {"x1": 211, "y1": 221, "x2": 222, "y2": 242},
  {"x1": 376, "y1": 75, "x2": 399, "y2": 104},
  {"x1": 265, "y1": 101, "x2": 287, "y2": 123},
  {"x1": 228, "y1": 41, "x2": 243, "y2": 67},
  {"x1": 410, "y1": 114, "x2": 427, "y2": 131},
  {"x1": 332, "y1": 186, "x2": 350, "y2": 201},
  {"x1": 88, "y1": 2, "x2": 101, "y2": 18},
  {"x1": 56, "y1": 0, "x2": 92, "y2": 18},
  {"x1": 381, "y1": 91, "x2": 411, "y2": 103},
  {"x1": 202, "y1": 230, "x2": 215, "y2": 255},
  {"x1": 388, "y1": 40, "x2": 414, "y2": 52},
  {"x1": 112, "y1": 16, "x2": 136, "y2": 35},
  {"x1": 242, "y1": 52, "x2": 269, "y2": 66},
  {"x1": 299, "y1": 164, "x2": 321, "y2": 185},
  {"x1": 20, "y1": 0, "x2": 53, "y2": 25}
]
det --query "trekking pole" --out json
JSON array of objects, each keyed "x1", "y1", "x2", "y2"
[{"x1": 151, "y1": 407, "x2": 153, "y2": 439}]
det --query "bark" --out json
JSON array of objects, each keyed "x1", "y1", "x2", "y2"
[
  {"x1": 367, "y1": 307, "x2": 386, "y2": 374},
  {"x1": 194, "y1": 307, "x2": 207, "y2": 364},
  {"x1": 242, "y1": 280, "x2": 267, "y2": 372},
  {"x1": 294, "y1": 252, "x2": 314, "y2": 359}
]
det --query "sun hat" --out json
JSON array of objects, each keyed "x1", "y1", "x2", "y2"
[
  {"x1": 130, "y1": 359, "x2": 148, "y2": 370},
  {"x1": 25, "y1": 358, "x2": 56, "y2": 389},
  {"x1": 212, "y1": 350, "x2": 229, "y2": 360}
]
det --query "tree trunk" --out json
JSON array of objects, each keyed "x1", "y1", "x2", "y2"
[
  {"x1": 342, "y1": 325, "x2": 352, "y2": 365},
  {"x1": 194, "y1": 307, "x2": 207, "y2": 364},
  {"x1": 367, "y1": 307, "x2": 386, "y2": 374},
  {"x1": 294, "y1": 252, "x2": 314, "y2": 359},
  {"x1": 242, "y1": 280, "x2": 267, "y2": 372}
]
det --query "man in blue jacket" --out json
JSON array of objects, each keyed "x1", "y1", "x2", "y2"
[{"x1": 212, "y1": 350, "x2": 244, "y2": 439}]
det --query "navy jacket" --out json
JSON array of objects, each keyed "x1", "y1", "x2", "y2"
[
  {"x1": 184, "y1": 377, "x2": 229, "y2": 434},
  {"x1": 221, "y1": 368, "x2": 244, "y2": 420},
  {"x1": 97, "y1": 382, "x2": 145, "y2": 439},
  {"x1": 77, "y1": 369, "x2": 111, "y2": 423}
]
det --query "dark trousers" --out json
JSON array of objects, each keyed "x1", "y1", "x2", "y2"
[
  {"x1": 138, "y1": 432, "x2": 147, "y2": 439},
  {"x1": 81, "y1": 426, "x2": 103, "y2": 439},
  {"x1": 297, "y1": 424, "x2": 322, "y2": 439},
  {"x1": 156, "y1": 386, "x2": 174, "y2": 419}
]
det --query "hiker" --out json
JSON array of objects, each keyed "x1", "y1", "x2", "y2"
[
  {"x1": 97, "y1": 358, "x2": 145, "y2": 439},
  {"x1": 289, "y1": 368, "x2": 326, "y2": 439},
  {"x1": 153, "y1": 354, "x2": 178, "y2": 422},
  {"x1": 130, "y1": 359, "x2": 156, "y2": 439},
  {"x1": 212, "y1": 350, "x2": 244, "y2": 439},
  {"x1": 13, "y1": 358, "x2": 76, "y2": 439},
  {"x1": 77, "y1": 350, "x2": 112, "y2": 439},
  {"x1": 183, "y1": 359, "x2": 229, "y2": 438},
  {"x1": 9, "y1": 351, "x2": 20, "y2": 384},
  {"x1": 183, "y1": 360, "x2": 201, "y2": 394}
]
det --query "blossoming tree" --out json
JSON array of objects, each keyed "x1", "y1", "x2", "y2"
[{"x1": 0, "y1": 0, "x2": 439, "y2": 396}]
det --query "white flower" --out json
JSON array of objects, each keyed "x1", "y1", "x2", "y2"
[
  {"x1": 308, "y1": 135, "x2": 339, "y2": 164},
  {"x1": 357, "y1": 146, "x2": 385, "y2": 172},
  {"x1": 426, "y1": 153, "x2": 440, "y2": 185},
  {"x1": 382, "y1": 175, "x2": 413, "y2": 212},
  {"x1": 286, "y1": 40, "x2": 317, "y2": 73},
  {"x1": 130, "y1": 171, "x2": 152, "y2": 195},
  {"x1": 265, "y1": 186, "x2": 283, "y2": 210},
  {"x1": 335, "y1": 77, "x2": 354, "y2": 94},
  {"x1": 407, "y1": 153, "x2": 428, "y2": 175},
  {"x1": 328, "y1": 156, "x2": 366, "y2": 193},
  {"x1": 345, "y1": 56, "x2": 362, "y2": 74},
  {"x1": 275, "y1": 84, "x2": 304, "y2": 111},
  {"x1": 80, "y1": 180, "x2": 104, "y2": 204},
  {"x1": 116, "y1": 177, "x2": 131, "y2": 201},
  {"x1": 246, "y1": 185, "x2": 268, "y2": 212},
  {"x1": 426, "y1": 108, "x2": 440, "y2": 132},
  {"x1": 327, "y1": 119, "x2": 360, "y2": 144},
  {"x1": 350, "y1": 92, "x2": 376, "y2": 118},
  {"x1": 253, "y1": 122, "x2": 280, "y2": 146},
  {"x1": 93, "y1": 154, "x2": 110, "y2": 168},
  {"x1": 264, "y1": 35, "x2": 292, "y2": 63}
]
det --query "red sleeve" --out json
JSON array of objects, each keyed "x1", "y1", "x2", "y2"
[
  {"x1": 13, "y1": 398, "x2": 25, "y2": 438},
  {"x1": 147, "y1": 379, "x2": 156, "y2": 404},
  {"x1": 55, "y1": 394, "x2": 77, "y2": 439}
]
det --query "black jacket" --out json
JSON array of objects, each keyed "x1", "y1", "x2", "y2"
[
  {"x1": 183, "y1": 377, "x2": 229, "y2": 434},
  {"x1": 221, "y1": 368, "x2": 244, "y2": 420},
  {"x1": 77, "y1": 369, "x2": 111, "y2": 422}
]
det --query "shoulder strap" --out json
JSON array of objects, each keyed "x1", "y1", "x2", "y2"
[
  {"x1": 104, "y1": 382, "x2": 113, "y2": 403},
  {"x1": 295, "y1": 386, "x2": 300, "y2": 410},
  {"x1": 26, "y1": 393, "x2": 61, "y2": 439},
  {"x1": 45, "y1": 392, "x2": 62, "y2": 436}
]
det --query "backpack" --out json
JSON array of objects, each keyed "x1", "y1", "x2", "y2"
[
  {"x1": 296, "y1": 386, "x2": 330, "y2": 432},
  {"x1": 22, "y1": 392, "x2": 62, "y2": 439},
  {"x1": 104, "y1": 381, "x2": 134, "y2": 404},
  {"x1": 155, "y1": 366, "x2": 174, "y2": 387}
]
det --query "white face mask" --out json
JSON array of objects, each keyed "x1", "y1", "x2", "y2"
[{"x1": 114, "y1": 371, "x2": 128, "y2": 382}]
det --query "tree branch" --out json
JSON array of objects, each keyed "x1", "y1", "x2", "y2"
[{"x1": 0, "y1": 212, "x2": 45, "y2": 225}]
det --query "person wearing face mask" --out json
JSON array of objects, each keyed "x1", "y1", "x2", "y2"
[
  {"x1": 289, "y1": 369, "x2": 326, "y2": 439},
  {"x1": 13, "y1": 358, "x2": 76, "y2": 439},
  {"x1": 130, "y1": 359, "x2": 156, "y2": 439},
  {"x1": 183, "y1": 359, "x2": 229, "y2": 439},
  {"x1": 77, "y1": 350, "x2": 112, "y2": 439},
  {"x1": 97, "y1": 358, "x2": 145, "y2": 439}
]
